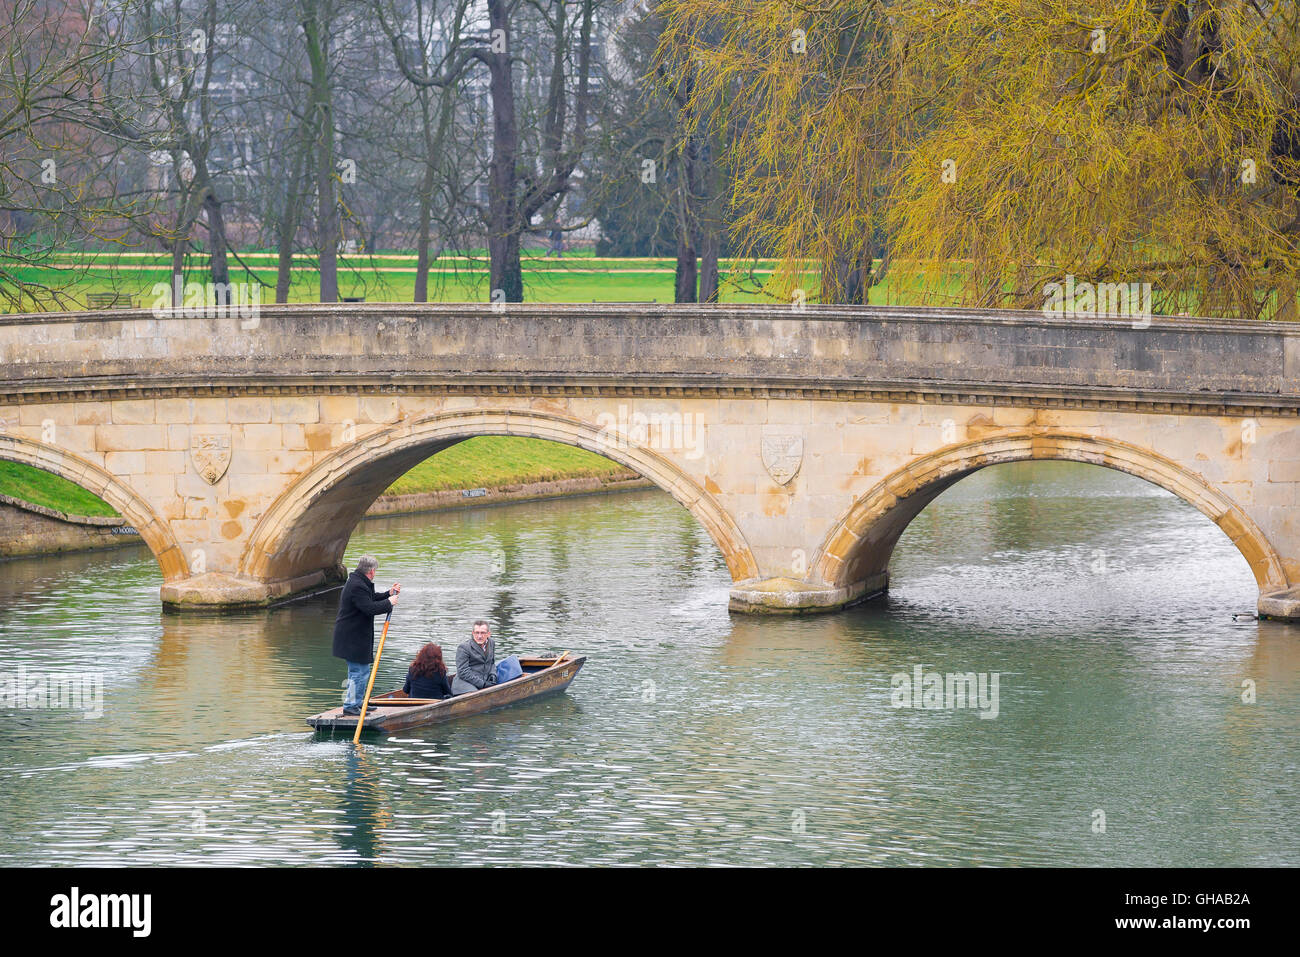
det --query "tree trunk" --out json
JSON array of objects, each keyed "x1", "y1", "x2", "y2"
[
  {"x1": 314, "y1": 111, "x2": 338, "y2": 303},
  {"x1": 676, "y1": 174, "x2": 696, "y2": 302},
  {"x1": 674, "y1": 242, "x2": 697, "y2": 302},
  {"x1": 414, "y1": 92, "x2": 437, "y2": 303},
  {"x1": 696, "y1": 132, "x2": 719, "y2": 303},
  {"x1": 823, "y1": 247, "x2": 866, "y2": 304},
  {"x1": 698, "y1": 229, "x2": 718, "y2": 304},
  {"x1": 674, "y1": 135, "x2": 699, "y2": 303},
  {"x1": 303, "y1": 9, "x2": 338, "y2": 303},
  {"x1": 170, "y1": 238, "x2": 186, "y2": 287},
  {"x1": 1277, "y1": 279, "x2": 1298, "y2": 321},
  {"x1": 488, "y1": 232, "x2": 523, "y2": 303},
  {"x1": 276, "y1": 145, "x2": 304, "y2": 304},
  {"x1": 414, "y1": 182, "x2": 433, "y2": 303},
  {"x1": 486, "y1": 0, "x2": 522, "y2": 302},
  {"x1": 203, "y1": 188, "x2": 230, "y2": 304}
]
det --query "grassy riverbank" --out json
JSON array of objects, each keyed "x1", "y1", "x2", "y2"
[
  {"x1": 9, "y1": 248, "x2": 1295, "y2": 317},
  {"x1": 1, "y1": 249, "x2": 901, "y2": 310},
  {"x1": 0, "y1": 437, "x2": 629, "y2": 519},
  {"x1": 0, "y1": 461, "x2": 122, "y2": 517},
  {"x1": 384, "y1": 436, "x2": 629, "y2": 495},
  {"x1": 4, "y1": 250, "x2": 788, "y2": 310}
]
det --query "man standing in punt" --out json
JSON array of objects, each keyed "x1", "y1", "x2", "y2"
[{"x1": 332, "y1": 555, "x2": 400, "y2": 716}]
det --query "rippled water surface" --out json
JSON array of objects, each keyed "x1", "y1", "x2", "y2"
[{"x1": 1, "y1": 462, "x2": 1296, "y2": 866}]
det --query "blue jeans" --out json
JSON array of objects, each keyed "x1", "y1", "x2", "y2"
[{"x1": 344, "y1": 660, "x2": 372, "y2": 710}]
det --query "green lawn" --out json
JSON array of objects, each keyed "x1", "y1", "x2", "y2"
[
  {"x1": 0, "y1": 460, "x2": 122, "y2": 517},
  {"x1": 384, "y1": 436, "x2": 628, "y2": 495},
  {"x1": 4, "y1": 250, "x2": 828, "y2": 309},
  {"x1": 0, "y1": 436, "x2": 630, "y2": 519},
  {"x1": 8, "y1": 249, "x2": 1299, "y2": 315}
]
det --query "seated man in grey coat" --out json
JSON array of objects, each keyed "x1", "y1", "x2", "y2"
[{"x1": 452, "y1": 620, "x2": 496, "y2": 695}]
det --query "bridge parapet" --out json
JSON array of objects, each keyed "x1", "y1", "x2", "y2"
[{"x1": 3, "y1": 303, "x2": 1300, "y2": 415}]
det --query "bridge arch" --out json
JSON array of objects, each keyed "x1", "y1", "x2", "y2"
[
  {"x1": 240, "y1": 406, "x2": 758, "y2": 590},
  {"x1": 810, "y1": 431, "x2": 1288, "y2": 597},
  {"x1": 0, "y1": 433, "x2": 187, "y2": 580}
]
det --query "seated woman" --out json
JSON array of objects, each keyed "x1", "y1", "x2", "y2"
[{"x1": 402, "y1": 643, "x2": 454, "y2": 700}]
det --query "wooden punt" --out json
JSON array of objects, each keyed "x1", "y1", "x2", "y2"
[{"x1": 306, "y1": 654, "x2": 586, "y2": 734}]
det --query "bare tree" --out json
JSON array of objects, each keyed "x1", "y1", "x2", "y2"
[
  {"x1": 298, "y1": 0, "x2": 340, "y2": 302},
  {"x1": 376, "y1": 0, "x2": 477, "y2": 301},
  {"x1": 135, "y1": 0, "x2": 252, "y2": 301},
  {"x1": 0, "y1": 0, "x2": 165, "y2": 309}
]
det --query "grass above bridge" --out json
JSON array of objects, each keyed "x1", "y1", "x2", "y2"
[
  {"x1": 6, "y1": 249, "x2": 1298, "y2": 318},
  {"x1": 2, "y1": 249, "x2": 958, "y2": 311}
]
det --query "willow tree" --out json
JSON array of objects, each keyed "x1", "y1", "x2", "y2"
[
  {"x1": 883, "y1": 0, "x2": 1300, "y2": 321},
  {"x1": 884, "y1": 0, "x2": 1300, "y2": 320},
  {"x1": 663, "y1": 0, "x2": 1300, "y2": 318},
  {"x1": 657, "y1": 0, "x2": 911, "y2": 304}
]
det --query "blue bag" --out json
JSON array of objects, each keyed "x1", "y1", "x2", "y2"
[{"x1": 495, "y1": 655, "x2": 523, "y2": 684}]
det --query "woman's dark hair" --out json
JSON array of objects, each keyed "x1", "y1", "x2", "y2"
[{"x1": 411, "y1": 643, "x2": 447, "y2": 679}]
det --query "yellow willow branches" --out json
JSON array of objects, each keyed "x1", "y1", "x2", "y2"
[{"x1": 657, "y1": 0, "x2": 1300, "y2": 317}]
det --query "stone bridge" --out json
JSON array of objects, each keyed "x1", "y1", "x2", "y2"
[{"x1": 2, "y1": 303, "x2": 1299, "y2": 618}]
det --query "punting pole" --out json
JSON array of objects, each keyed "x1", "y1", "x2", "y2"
[{"x1": 352, "y1": 611, "x2": 392, "y2": 745}]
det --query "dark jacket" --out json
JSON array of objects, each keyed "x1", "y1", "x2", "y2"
[
  {"x1": 451, "y1": 637, "x2": 496, "y2": 694},
  {"x1": 403, "y1": 667, "x2": 453, "y2": 700},
  {"x1": 331, "y1": 571, "x2": 392, "y2": 663}
]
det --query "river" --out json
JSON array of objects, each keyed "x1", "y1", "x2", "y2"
[{"x1": 1, "y1": 461, "x2": 1296, "y2": 866}]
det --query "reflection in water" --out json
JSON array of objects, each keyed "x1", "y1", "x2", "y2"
[
  {"x1": 337, "y1": 747, "x2": 386, "y2": 866},
  {"x1": 0, "y1": 462, "x2": 1296, "y2": 866}
]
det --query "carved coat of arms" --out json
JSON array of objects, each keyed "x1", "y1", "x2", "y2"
[
  {"x1": 190, "y1": 432, "x2": 232, "y2": 485},
  {"x1": 761, "y1": 431, "x2": 804, "y2": 486}
]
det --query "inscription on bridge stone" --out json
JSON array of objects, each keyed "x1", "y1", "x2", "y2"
[
  {"x1": 190, "y1": 432, "x2": 232, "y2": 485},
  {"x1": 760, "y1": 430, "x2": 804, "y2": 486}
]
